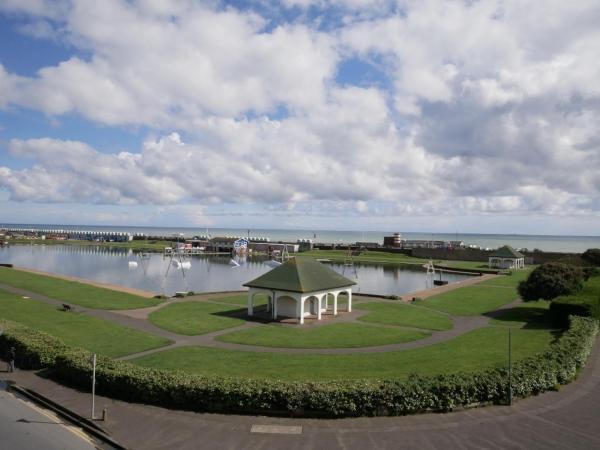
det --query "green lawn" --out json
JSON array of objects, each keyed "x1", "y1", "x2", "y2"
[
  {"x1": 0, "y1": 267, "x2": 161, "y2": 310},
  {"x1": 356, "y1": 302, "x2": 453, "y2": 330},
  {"x1": 0, "y1": 290, "x2": 170, "y2": 357},
  {"x1": 479, "y1": 269, "x2": 533, "y2": 288},
  {"x1": 149, "y1": 301, "x2": 247, "y2": 335},
  {"x1": 9, "y1": 238, "x2": 177, "y2": 252},
  {"x1": 438, "y1": 260, "x2": 494, "y2": 270},
  {"x1": 489, "y1": 300, "x2": 551, "y2": 328},
  {"x1": 216, "y1": 322, "x2": 429, "y2": 348},
  {"x1": 419, "y1": 285, "x2": 518, "y2": 316},
  {"x1": 210, "y1": 294, "x2": 268, "y2": 307},
  {"x1": 133, "y1": 327, "x2": 557, "y2": 381}
]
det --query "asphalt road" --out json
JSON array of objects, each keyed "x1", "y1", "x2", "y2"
[{"x1": 0, "y1": 383, "x2": 98, "y2": 450}]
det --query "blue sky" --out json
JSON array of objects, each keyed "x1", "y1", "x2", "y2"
[{"x1": 1, "y1": 0, "x2": 599, "y2": 235}]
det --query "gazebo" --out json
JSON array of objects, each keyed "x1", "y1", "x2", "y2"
[
  {"x1": 488, "y1": 245, "x2": 525, "y2": 269},
  {"x1": 244, "y1": 257, "x2": 356, "y2": 324}
]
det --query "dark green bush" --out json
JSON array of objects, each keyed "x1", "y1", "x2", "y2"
[
  {"x1": 2, "y1": 317, "x2": 598, "y2": 417},
  {"x1": 518, "y1": 263, "x2": 584, "y2": 301},
  {"x1": 0, "y1": 319, "x2": 68, "y2": 369},
  {"x1": 582, "y1": 249, "x2": 600, "y2": 266}
]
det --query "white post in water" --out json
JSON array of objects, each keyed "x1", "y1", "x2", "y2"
[{"x1": 91, "y1": 354, "x2": 97, "y2": 420}]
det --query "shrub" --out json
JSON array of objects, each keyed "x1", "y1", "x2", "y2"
[
  {"x1": 582, "y1": 249, "x2": 600, "y2": 266},
  {"x1": 0, "y1": 319, "x2": 68, "y2": 369},
  {"x1": 518, "y1": 263, "x2": 584, "y2": 301}
]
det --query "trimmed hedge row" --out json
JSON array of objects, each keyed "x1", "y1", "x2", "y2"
[
  {"x1": 0, "y1": 320, "x2": 68, "y2": 369},
  {"x1": 0, "y1": 317, "x2": 598, "y2": 417}
]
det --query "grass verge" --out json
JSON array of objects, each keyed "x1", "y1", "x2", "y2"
[
  {"x1": 0, "y1": 267, "x2": 161, "y2": 310},
  {"x1": 419, "y1": 285, "x2": 518, "y2": 316},
  {"x1": 216, "y1": 322, "x2": 429, "y2": 348},
  {"x1": 133, "y1": 327, "x2": 556, "y2": 381},
  {"x1": 356, "y1": 302, "x2": 453, "y2": 330},
  {"x1": 149, "y1": 301, "x2": 247, "y2": 335},
  {"x1": 0, "y1": 289, "x2": 169, "y2": 357}
]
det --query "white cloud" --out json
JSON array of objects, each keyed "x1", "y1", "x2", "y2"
[{"x1": 1, "y1": 0, "x2": 600, "y2": 228}]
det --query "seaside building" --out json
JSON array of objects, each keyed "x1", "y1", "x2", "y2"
[
  {"x1": 382, "y1": 232, "x2": 464, "y2": 250},
  {"x1": 488, "y1": 245, "x2": 525, "y2": 269},
  {"x1": 244, "y1": 258, "x2": 355, "y2": 324}
]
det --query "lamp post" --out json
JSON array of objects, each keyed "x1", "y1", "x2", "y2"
[{"x1": 508, "y1": 329, "x2": 513, "y2": 406}]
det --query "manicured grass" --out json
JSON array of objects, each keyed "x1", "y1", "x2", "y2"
[
  {"x1": 356, "y1": 302, "x2": 453, "y2": 330},
  {"x1": 479, "y1": 269, "x2": 533, "y2": 288},
  {"x1": 149, "y1": 302, "x2": 247, "y2": 335},
  {"x1": 133, "y1": 327, "x2": 557, "y2": 381},
  {"x1": 419, "y1": 285, "x2": 518, "y2": 316},
  {"x1": 217, "y1": 323, "x2": 429, "y2": 348},
  {"x1": 439, "y1": 260, "x2": 495, "y2": 270},
  {"x1": 0, "y1": 267, "x2": 161, "y2": 310},
  {"x1": 489, "y1": 300, "x2": 551, "y2": 328},
  {"x1": 0, "y1": 289, "x2": 170, "y2": 357},
  {"x1": 211, "y1": 294, "x2": 268, "y2": 307}
]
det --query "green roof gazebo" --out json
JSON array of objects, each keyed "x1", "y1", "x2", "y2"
[
  {"x1": 244, "y1": 257, "x2": 356, "y2": 324},
  {"x1": 488, "y1": 245, "x2": 525, "y2": 269}
]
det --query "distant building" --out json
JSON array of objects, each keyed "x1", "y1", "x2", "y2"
[
  {"x1": 382, "y1": 232, "x2": 463, "y2": 250},
  {"x1": 488, "y1": 246, "x2": 525, "y2": 269}
]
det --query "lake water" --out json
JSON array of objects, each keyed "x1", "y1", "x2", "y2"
[{"x1": 0, "y1": 245, "x2": 472, "y2": 296}]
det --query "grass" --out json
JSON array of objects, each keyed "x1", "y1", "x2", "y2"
[
  {"x1": 216, "y1": 322, "x2": 429, "y2": 348},
  {"x1": 149, "y1": 301, "x2": 247, "y2": 335},
  {"x1": 479, "y1": 269, "x2": 533, "y2": 288},
  {"x1": 438, "y1": 260, "x2": 495, "y2": 270},
  {"x1": 132, "y1": 327, "x2": 557, "y2": 381},
  {"x1": 0, "y1": 289, "x2": 170, "y2": 357},
  {"x1": 356, "y1": 302, "x2": 453, "y2": 330},
  {"x1": 210, "y1": 294, "x2": 268, "y2": 307},
  {"x1": 419, "y1": 285, "x2": 518, "y2": 316},
  {"x1": 489, "y1": 300, "x2": 551, "y2": 328},
  {"x1": 0, "y1": 267, "x2": 161, "y2": 310}
]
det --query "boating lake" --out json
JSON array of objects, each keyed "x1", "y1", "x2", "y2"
[{"x1": 0, "y1": 244, "x2": 473, "y2": 296}]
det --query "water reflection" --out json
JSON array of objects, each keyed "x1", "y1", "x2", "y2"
[{"x1": 0, "y1": 245, "x2": 472, "y2": 296}]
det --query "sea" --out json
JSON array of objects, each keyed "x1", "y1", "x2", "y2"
[{"x1": 2, "y1": 223, "x2": 600, "y2": 253}]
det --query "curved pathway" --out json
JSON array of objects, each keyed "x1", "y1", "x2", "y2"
[{"x1": 0, "y1": 281, "x2": 523, "y2": 358}]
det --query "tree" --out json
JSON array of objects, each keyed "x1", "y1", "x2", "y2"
[{"x1": 518, "y1": 262, "x2": 584, "y2": 301}]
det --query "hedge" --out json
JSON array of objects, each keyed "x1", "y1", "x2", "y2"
[
  {"x1": 550, "y1": 296, "x2": 600, "y2": 328},
  {"x1": 0, "y1": 317, "x2": 598, "y2": 417}
]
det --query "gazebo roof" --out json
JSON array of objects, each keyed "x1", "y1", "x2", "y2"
[
  {"x1": 244, "y1": 257, "x2": 356, "y2": 293},
  {"x1": 489, "y1": 245, "x2": 524, "y2": 259}
]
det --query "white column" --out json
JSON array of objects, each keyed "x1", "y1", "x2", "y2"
[
  {"x1": 325, "y1": 294, "x2": 329, "y2": 310},
  {"x1": 299, "y1": 296, "x2": 305, "y2": 324},
  {"x1": 317, "y1": 295, "x2": 322, "y2": 320},
  {"x1": 247, "y1": 291, "x2": 253, "y2": 316},
  {"x1": 347, "y1": 290, "x2": 352, "y2": 312},
  {"x1": 273, "y1": 294, "x2": 278, "y2": 319},
  {"x1": 333, "y1": 293, "x2": 338, "y2": 316}
]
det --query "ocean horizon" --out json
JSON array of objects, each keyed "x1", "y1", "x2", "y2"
[{"x1": 2, "y1": 223, "x2": 599, "y2": 253}]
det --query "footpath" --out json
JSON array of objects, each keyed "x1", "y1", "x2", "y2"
[{"x1": 2, "y1": 335, "x2": 600, "y2": 450}]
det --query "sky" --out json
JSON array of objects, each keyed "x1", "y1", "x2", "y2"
[{"x1": 0, "y1": 0, "x2": 599, "y2": 235}]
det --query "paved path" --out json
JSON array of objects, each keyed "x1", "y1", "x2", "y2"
[
  {"x1": 0, "y1": 282, "x2": 523, "y2": 357},
  {"x1": 1, "y1": 282, "x2": 523, "y2": 356},
  {"x1": 2, "y1": 335, "x2": 599, "y2": 450}
]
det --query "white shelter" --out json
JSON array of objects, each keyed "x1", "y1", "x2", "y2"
[
  {"x1": 244, "y1": 257, "x2": 356, "y2": 325},
  {"x1": 488, "y1": 245, "x2": 525, "y2": 269}
]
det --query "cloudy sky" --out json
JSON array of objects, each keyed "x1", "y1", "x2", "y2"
[{"x1": 1, "y1": 0, "x2": 599, "y2": 235}]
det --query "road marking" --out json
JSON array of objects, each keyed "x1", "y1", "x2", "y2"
[
  {"x1": 19, "y1": 397, "x2": 97, "y2": 446},
  {"x1": 250, "y1": 424, "x2": 303, "y2": 435}
]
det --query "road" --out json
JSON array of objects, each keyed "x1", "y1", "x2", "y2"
[{"x1": 0, "y1": 382, "x2": 99, "y2": 450}]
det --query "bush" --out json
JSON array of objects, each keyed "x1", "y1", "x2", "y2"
[
  {"x1": 550, "y1": 296, "x2": 600, "y2": 328},
  {"x1": 0, "y1": 319, "x2": 68, "y2": 369},
  {"x1": 582, "y1": 249, "x2": 600, "y2": 266},
  {"x1": 518, "y1": 263, "x2": 584, "y2": 301}
]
